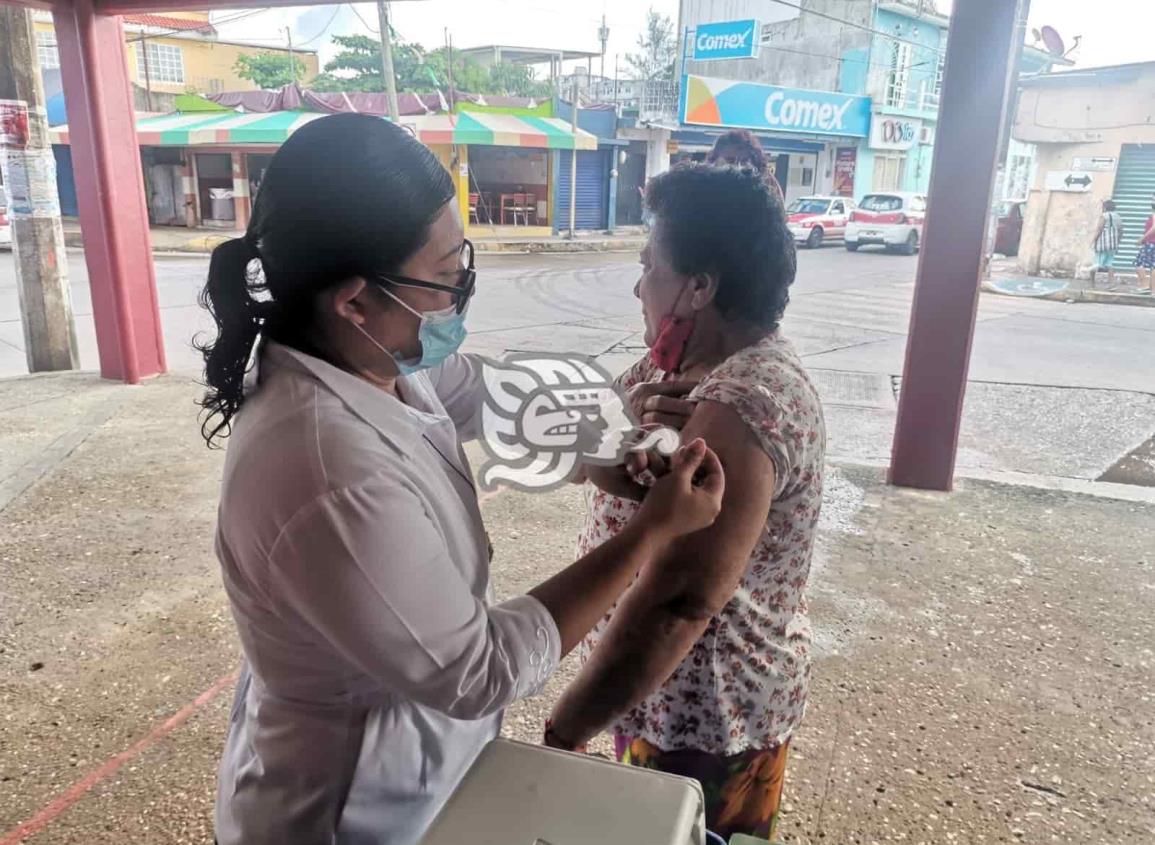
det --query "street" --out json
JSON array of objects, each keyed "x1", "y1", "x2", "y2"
[
  {"x1": 2, "y1": 245, "x2": 1154, "y2": 844},
  {"x1": 3, "y1": 245, "x2": 1153, "y2": 485}
]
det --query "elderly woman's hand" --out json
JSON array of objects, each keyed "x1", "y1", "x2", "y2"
[
  {"x1": 627, "y1": 380, "x2": 699, "y2": 429},
  {"x1": 624, "y1": 381, "x2": 699, "y2": 486}
]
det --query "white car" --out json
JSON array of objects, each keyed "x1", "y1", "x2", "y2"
[
  {"x1": 786, "y1": 196, "x2": 856, "y2": 248},
  {"x1": 0, "y1": 185, "x2": 10, "y2": 249},
  {"x1": 844, "y1": 192, "x2": 927, "y2": 255}
]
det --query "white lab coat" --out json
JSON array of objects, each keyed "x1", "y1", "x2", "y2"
[{"x1": 213, "y1": 341, "x2": 560, "y2": 845}]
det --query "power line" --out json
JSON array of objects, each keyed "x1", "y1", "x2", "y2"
[
  {"x1": 348, "y1": 3, "x2": 378, "y2": 35},
  {"x1": 295, "y1": 5, "x2": 343, "y2": 47},
  {"x1": 758, "y1": 0, "x2": 946, "y2": 57},
  {"x1": 124, "y1": 8, "x2": 271, "y2": 45}
]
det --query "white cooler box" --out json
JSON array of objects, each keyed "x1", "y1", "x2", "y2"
[{"x1": 420, "y1": 738, "x2": 706, "y2": 845}]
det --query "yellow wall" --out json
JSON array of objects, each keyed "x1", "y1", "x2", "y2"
[
  {"x1": 430, "y1": 144, "x2": 471, "y2": 231},
  {"x1": 34, "y1": 18, "x2": 319, "y2": 95}
]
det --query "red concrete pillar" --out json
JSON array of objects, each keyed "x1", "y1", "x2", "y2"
[
  {"x1": 888, "y1": 0, "x2": 1030, "y2": 491},
  {"x1": 231, "y1": 151, "x2": 250, "y2": 231},
  {"x1": 54, "y1": 0, "x2": 165, "y2": 382}
]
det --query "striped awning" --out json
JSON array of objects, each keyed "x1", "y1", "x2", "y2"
[{"x1": 50, "y1": 110, "x2": 598, "y2": 150}]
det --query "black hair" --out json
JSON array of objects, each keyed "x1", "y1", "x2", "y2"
[
  {"x1": 196, "y1": 113, "x2": 455, "y2": 446},
  {"x1": 706, "y1": 129, "x2": 769, "y2": 175},
  {"x1": 645, "y1": 163, "x2": 795, "y2": 331},
  {"x1": 1103, "y1": 200, "x2": 1116, "y2": 212}
]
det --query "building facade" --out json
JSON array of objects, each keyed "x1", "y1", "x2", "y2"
[
  {"x1": 33, "y1": 10, "x2": 318, "y2": 97},
  {"x1": 626, "y1": 0, "x2": 947, "y2": 205},
  {"x1": 1013, "y1": 62, "x2": 1155, "y2": 276},
  {"x1": 618, "y1": 1, "x2": 1063, "y2": 211}
]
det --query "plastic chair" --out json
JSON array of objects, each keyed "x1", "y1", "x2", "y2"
[{"x1": 468, "y1": 193, "x2": 480, "y2": 224}]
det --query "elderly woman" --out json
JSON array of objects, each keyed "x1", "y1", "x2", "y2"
[{"x1": 547, "y1": 164, "x2": 826, "y2": 842}]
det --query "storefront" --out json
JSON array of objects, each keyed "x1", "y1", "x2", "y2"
[
  {"x1": 678, "y1": 74, "x2": 871, "y2": 204},
  {"x1": 855, "y1": 113, "x2": 935, "y2": 197},
  {"x1": 51, "y1": 109, "x2": 598, "y2": 236}
]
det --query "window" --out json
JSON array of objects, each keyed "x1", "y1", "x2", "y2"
[
  {"x1": 872, "y1": 155, "x2": 907, "y2": 193},
  {"x1": 862, "y1": 192, "x2": 906, "y2": 213},
  {"x1": 789, "y1": 199, "x2": 831, "y2": 215},
  {"x1": 801, "y1": 167, "x2": 814, "y2": 187},
  {"x1": 932, "y1": 54, "x2": 945, "y2": 98},
  {"x1": 134, "y1": 41, "x2": 184, "y2": 85},
  {"x1": 831, "y1": 201, "x2": 845, "y2": 214},
  {"x1": 37, "y1": 31, "x2": 59, "y2": 70},
  {"x1": 885, "y1": 40, "x2": 913, "y2": 108}
]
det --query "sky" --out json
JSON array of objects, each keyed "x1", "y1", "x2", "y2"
[{"x1": 212, "y1": 0, "x2": 1153, "y2": 77}]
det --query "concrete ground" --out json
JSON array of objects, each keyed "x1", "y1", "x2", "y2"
[{"x1": 2, "y1": 246, "x2": 1155, "y2": 843}]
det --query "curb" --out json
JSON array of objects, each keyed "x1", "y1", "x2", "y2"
[
  {"x1": 63, "y1": 232, "x2": 645, "y2": 256},
  {"x1": 982, "y1": 280, "x2": 1155, "y2": 308},
  {"x1": 473, "y1": 238, "x2": 644, "y2": 254}
]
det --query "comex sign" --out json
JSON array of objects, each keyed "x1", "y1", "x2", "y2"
[
  {"x1": 682, "y1": 75, "x2": 872, "y2": 138},
  {"x1": 693, "y1": 19, "x2": 760, "y2": 61},
  {"x1": 765, "y1": 91, "x2": 856, "y2": 134}
]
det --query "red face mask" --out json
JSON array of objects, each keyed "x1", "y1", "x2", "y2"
[{"x1": 649, "y1": 279, "x2": 696, "y2": 373}]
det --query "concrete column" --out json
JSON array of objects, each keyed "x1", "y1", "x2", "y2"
[
  {"x1": 55, "y1": 0, "x2": 166, "y2": 382},
  {"x1": 231, "y1": 151, "x2": 250, "y2": 231},
  {"x1": 888, "y1": 0, "x2": 1030, "y2": 490},
  {"x1": 644, "y1": 128, "x2": 671, "y2": 180},
  {"x1": 181, "y1": 151, "x2": 197, "y2": 228}
]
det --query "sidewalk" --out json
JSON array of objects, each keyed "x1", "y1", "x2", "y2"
[
  {"x1": 986, "y1": 256, "x2": 1154, "y2": 307},
  {"x1": 2, "y1": 372, "x2": 1153, "y2": 843},
  {"x1": 60, "y1": 219, "x2": 647, "y2": 255}
]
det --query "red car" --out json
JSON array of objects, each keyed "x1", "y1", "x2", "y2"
[{"x1": 786, "y1": 196, "x2": 856, "y2": 249}]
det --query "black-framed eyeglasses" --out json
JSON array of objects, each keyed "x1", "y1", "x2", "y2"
[{"x1": 375, "y1": 239, "x2": 476, "y2": 315}]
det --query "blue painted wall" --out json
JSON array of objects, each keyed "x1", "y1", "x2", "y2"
[
  {"x1": 553, "y1": 99, "x2": 617, "y2": 141},
  {"x1": 870, "y1": 8, "x2": 944, "y2": 114},
  {"x1": 839, "y1": 47, "x2": 870, "y2": 96}
]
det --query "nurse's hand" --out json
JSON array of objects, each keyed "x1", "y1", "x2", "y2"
[{"x1": 636, "y1": 438, "x2": 724, "y2": 540}]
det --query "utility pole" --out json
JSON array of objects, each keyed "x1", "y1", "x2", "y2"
[
  {"x1": 598, "y1": 15, "x2": 609, "y2": 82},
  {"x1": 139, "y1": 32, "x2": 153, "y2": 111},
  {"x1": 568, "y1": 76, "x2": 579, "y2": 239},
  {"x1": 0, "y1": 6, "x2": 78, "y2": 373},
  {"x1": 445, "y1": 28, "x2": 455, "y2": 112},
  {"x1": 286, "y1": 27, "x2": 298, "y2": 84},
  {"x1": 376, "y1": 1, "x2": 401, "y2": 121}
]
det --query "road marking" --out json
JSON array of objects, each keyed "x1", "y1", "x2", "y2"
[{"x1": 0, "y1": 668, "x2": 240, "y2": 845}]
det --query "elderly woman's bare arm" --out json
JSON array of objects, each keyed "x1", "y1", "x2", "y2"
[{"x1": 547, "y1": 400, "x2": 776, "y2": 748}]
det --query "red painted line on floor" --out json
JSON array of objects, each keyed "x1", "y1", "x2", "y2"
[{"x1": 1, "y1": 668, "x2": 240, "y2": 845}]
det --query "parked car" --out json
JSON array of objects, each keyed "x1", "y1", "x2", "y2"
[
  {"x1": 844, "y1": 192, "x2": 927, "y2": 255},
  {"x1": 0, "y1": 185, "x2": 11, "y2": 249},
  {"x1": 994, "y1": 199, "x2": 1025, "y2": 256},
  {"x1": 785, "y1": 196, "x2": 856, "y2": 248}
]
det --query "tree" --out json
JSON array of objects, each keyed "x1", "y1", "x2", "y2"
[
  {"x1": 312, "y1": 34, "x2": 384, "y2": 92},
  {"x1": 313, "y1": 33, "x2": 552, "y2": 98},
  {"x1": 626, "y1": 8, "x2": 677, "y2": 81},
  {"x1": 234, "y1": 51, "x2": 305, "y2": 90},
  {"x1": 485, "y1": 61, "x2": 551, "y2": 98}
]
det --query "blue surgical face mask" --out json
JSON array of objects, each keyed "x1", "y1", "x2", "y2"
[{"x1": 355, "y1": 285, "x2": 469, "y2": 376}]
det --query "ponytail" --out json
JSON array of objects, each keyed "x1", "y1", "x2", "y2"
[{"x1": 196, "y1": 236, "x2": 264, "y2": 447}]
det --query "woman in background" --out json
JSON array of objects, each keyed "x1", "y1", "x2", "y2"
[{"x1": 1092, "y1": 199, "x2": 1124, "y2": 287}]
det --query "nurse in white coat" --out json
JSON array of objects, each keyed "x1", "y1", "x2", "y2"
[{"x1": 197, "y1": 113, "x2": 725, "y2": 845}]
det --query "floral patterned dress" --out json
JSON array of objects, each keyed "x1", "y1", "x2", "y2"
[{"x1": 578, "y1": 332, "x2": 826, "y2": 754}]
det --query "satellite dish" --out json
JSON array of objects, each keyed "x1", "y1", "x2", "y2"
[{"x1": 1040, "y1": 25, "x2": 1066, "y2": 57}]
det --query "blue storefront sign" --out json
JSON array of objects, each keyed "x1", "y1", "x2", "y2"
[
  {"x1": 692, "y1": 20, "x2": 760, "y2": 61},
  {"x1": 682, "y1": 74, "x2": 872, "y2": 138}
]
